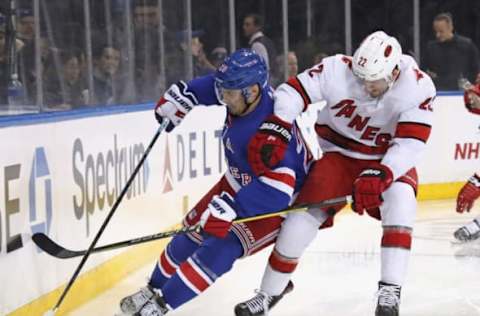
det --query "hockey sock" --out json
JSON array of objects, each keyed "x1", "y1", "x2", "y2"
[
  {"x1": 261, "y1": 209, "x2": 327, "y2": 295},
  {"x1": 161, "y1": 233, "x2": 243, "y2": 309},
  {"x1": 149, "y1": 234, "x2": 200, "y2": 288},
  {"x1": 380, "y1": 225, "x2": 412, "y2": 286}
]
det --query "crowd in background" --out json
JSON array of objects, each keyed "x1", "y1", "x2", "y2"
[{"x1": 1, "y1": 0, "x2": 480, "y2": 113}]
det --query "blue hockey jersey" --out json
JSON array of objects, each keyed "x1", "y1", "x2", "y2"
[{"x1": 164, "y1": 75, "x2": 312, "y2": 218}]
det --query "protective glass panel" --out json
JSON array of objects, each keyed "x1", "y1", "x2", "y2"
[
  {"x1": 235, "y1": 0, "x2": 285, "y2": 88},
  {"x1": 419, "y1": 2, "x2": 480, "y2": 91},
  {"x1": 287, "y1": 0, "x2": 346, "y2": 84}
]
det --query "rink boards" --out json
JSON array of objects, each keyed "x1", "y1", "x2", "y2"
[{"x1": 0, "y1": 93, "x2": 477, "y2": 315}]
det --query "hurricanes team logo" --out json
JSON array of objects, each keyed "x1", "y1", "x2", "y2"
[{"x1": 29, "y1": 147, "x2": 53, "y2": 236}]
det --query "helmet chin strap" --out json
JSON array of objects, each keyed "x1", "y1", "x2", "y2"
[
  {"x1": 230, "y1": 85, "x2": 261, "y2": 116},
  {"x1": 386, "y1": 66, "x2": 401, "y2": 88},
  {"x1": 240, "y1": 89, "x2": 261, "y2": 116}
]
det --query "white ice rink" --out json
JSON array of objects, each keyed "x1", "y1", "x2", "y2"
[{"x1": 70, "y1": 199, "x2": 480, "y2": 316}]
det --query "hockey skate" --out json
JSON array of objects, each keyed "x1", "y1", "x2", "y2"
[
  {"x1": 454, "y1": 219, "x2": 480, "y2": 242},
  {"x1": 234, "y1": 280, "x2": 294, "y2": 316},
  {"x1": 120, "y1": 285, "x2": 169, "y2": 316},
  {"x1": 375, "y1": 281, "x2": 401, "y2": 316}
]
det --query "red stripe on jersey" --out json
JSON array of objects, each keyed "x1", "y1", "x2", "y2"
[
  {"x1": 159, "y1": 251, "x2": 177, "y2": 277},
  {"x1": 395, "y1": 122, "x2": 431, "y2": 143},
  {"x1": 397, "y1": 168, "x2": 418, "y2": 195},
  {"x1": 179, "y1": 260, "x2": 210, "y2": 292},
  {"x1": 315, "y1": 124, "x2": 389, "y2": 155},
  {"x1": 263, "y1": 169, "x2": 296, "y2": 188},
  {"x1": 268, "y1": 249, "x2": 298, "y2": 273},
  {"x1": 286, "y1": 76, "x2": 312, "y2": 111},
  {"x1": 381, "y1": 227, "x2": 412, "y2": 250}
]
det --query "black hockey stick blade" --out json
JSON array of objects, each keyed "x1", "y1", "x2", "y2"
[
  {"x1": 32, "y1": 233, "x2": 86, "y2": 259},
  {"x1": 32, "y1": 225, "x2": 201, "y2": 259}
]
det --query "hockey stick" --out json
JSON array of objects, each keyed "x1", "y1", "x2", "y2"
[
  {"x1": 44, "y1": 120, "x2": 169, "y2": 316},
  {"x1": 33, "y1": 195, "x2": 352, "y2": 259}
]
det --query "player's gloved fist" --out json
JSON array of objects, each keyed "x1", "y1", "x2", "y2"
[
  {"x1": 463, "y1": 85, "x2": 480, "y2": 115},
  {"x1": 248, "y1": 115, "x2": 293, "y2": 176},
  {"x1": 154, "y1": 97, "x2": 187, "y2": 132},
  {"x1": 456, "y1": 174, "x2": 480, "y2": 213},
  {"x1": 200, "y1": 192, "x2": 237, "y2": 238},
  {"x1": 352, "y1": 164, "x2": 393, "y2": 215},
  {"x1": 155, "y1": 82, "x2": 194, "y2": 132}
]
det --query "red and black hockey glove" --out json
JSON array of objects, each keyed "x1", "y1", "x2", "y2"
[
  {"x1": 457, "y1": 174, "x2": 480, "y2": 213},
  {"x1": 248, "y1": 115, "x2": 293, "y2": 176},
  {"x1": 463, "y1": 84, "x2": 480, "y2": 115},
  {"x1": 352, "y1": 164, "x2": 393, "y2": 215},
  {"x1": 200, "y1": 192, "x2": 237, "y2": 238},
  {"x1": 155, "y1": 82, "x2": 194, "y2": 132},
  {"x1": 154, "y1": 97, "x2": 188, "y2": 132}
]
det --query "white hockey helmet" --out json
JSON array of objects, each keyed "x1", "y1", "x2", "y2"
[{"x1": 352, "y1": 31, "x2": 402, "y2": 85}]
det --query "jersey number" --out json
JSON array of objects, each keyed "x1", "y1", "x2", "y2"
[
  {"x1": 308, "y1": 64, "x2": 324, "y2": 77},
  {"x1": 357, "y1": 57, "x2": 367, "y2": 67}
]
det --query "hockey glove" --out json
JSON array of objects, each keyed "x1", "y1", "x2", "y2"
[
  {"x1": 463, "y1": 84, "x2": 480, "y2": 115},
  {"x1": 248, "y1": 115, "x2": 293, "y2": 176},
  {"x1": 352, "y1": 165, "x2": 393, "y2": 215},
  {"x1": 456, "y1": 174, "x2": 480, "y2": 213},
  {"x1": 155, "y1": 81, "x2": 194, "y2": 132},
  {"x1": 200, "y1": 192, "x2": 237, "y2": 238}
]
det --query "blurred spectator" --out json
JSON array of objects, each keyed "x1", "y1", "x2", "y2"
[
  {"x1": 423, "y1": 12, "x2": 480, "y2": 90},
  {"x1": 190, "y1": 35, "x2": 216, "y2": 76},
  {"x1": 90, "y1": 44, "x2": 125, "y2": 105},
  {"x1": 133, "y1": 0, "x2": 160, "y2": 31},
  {"x1": 210, "y1": 47, "x2": 228, "y2": 68},
  {"x1": 271, "y1": 51, "x2": 299, "y2": 88},
  {"x1": 16, "y1": 8, "x2": 35, "y2": 43},
  {"x1": 133, "y1": 0, "x2": 164, "y2": 102},
  {"x1": 0, "y1": 22, "x2": 9, "y2": 105},
  {"x1": 174, "y1": 30, "x2": 216, "y2": 77},
  {"x1": 242, "y1": 13, "x2": 277, "y2": 72},
  {"x1": 18, "y1": 34, "x2": 57, "y2": 104},
  {"x1": 43, "y1": 50, "x2": 86, "y2": 109},
  {"x1": 0, "y1": 17, "x2": 25, "y2": 105}
]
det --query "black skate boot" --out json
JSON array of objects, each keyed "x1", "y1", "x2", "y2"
[
  {"x1": 234, "y1": 280, "x2": 294, "y2": 316},
  {"x1": 375, "y1": 281, "x2": 401, "y2": 316},
  {"x1": 120, "y1": 285, "x2": 169, "y2": 316}
]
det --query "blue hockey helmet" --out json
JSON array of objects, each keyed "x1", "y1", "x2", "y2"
[{"x1": 215, "y1": 49, "x2": 268, "y2": 91}]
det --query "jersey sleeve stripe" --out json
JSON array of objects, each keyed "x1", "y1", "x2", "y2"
[
  {"x1": 315, "y1": 124, "x2": 389, "y2": 155},
  {"x1": 286, "y1": 76, "x2": 312, "y2": 111},
  {"x1": 263, "y1": 167, "x2": 296, "y2": 187},
  {"x1": 178, "y1": 80, "x2": 199, "y2": 105},
  {"x1": 394, "y1": 122, "x2": 431, "y2": 143},
  {"x1": 225, "y1": 170, "x2": 242, "y2": 192},
  {"x1": 259, "y1": 168, "x2": 296, "y2": 197}
]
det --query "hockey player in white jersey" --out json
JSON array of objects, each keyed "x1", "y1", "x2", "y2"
[
  {"x1": 453, "y1": 82, "x2": 480, "y2": 242},
  {"x1": 236, "y1": 31, "x2": 436, "y2": 316}
]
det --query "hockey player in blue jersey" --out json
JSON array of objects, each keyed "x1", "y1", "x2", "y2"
[{"x1": 118, "y1": 49, "x2": 312, "y2": 315}]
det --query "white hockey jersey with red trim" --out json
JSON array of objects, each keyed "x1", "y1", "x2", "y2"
[{"x1": 274, "y1": 54, "x2": 437, "y2": 180}]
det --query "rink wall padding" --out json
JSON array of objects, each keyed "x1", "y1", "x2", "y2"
[
  {"x1": 9, "y1": 237, "x2": 171, "y2": 316},
  {"x1": 1, "y1": 93, "x2": 477, "y2": 315}
]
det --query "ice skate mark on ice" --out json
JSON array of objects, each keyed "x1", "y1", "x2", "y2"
[
  {"x1": 453, "y1": 242, "x2": 480, "y2": 258},
  {"x1": 414, "y1": 216, "x2": 474, "y2": 241},
  {"x1": 307, "y1": 249, "x2": 455, "y2": 258}
]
